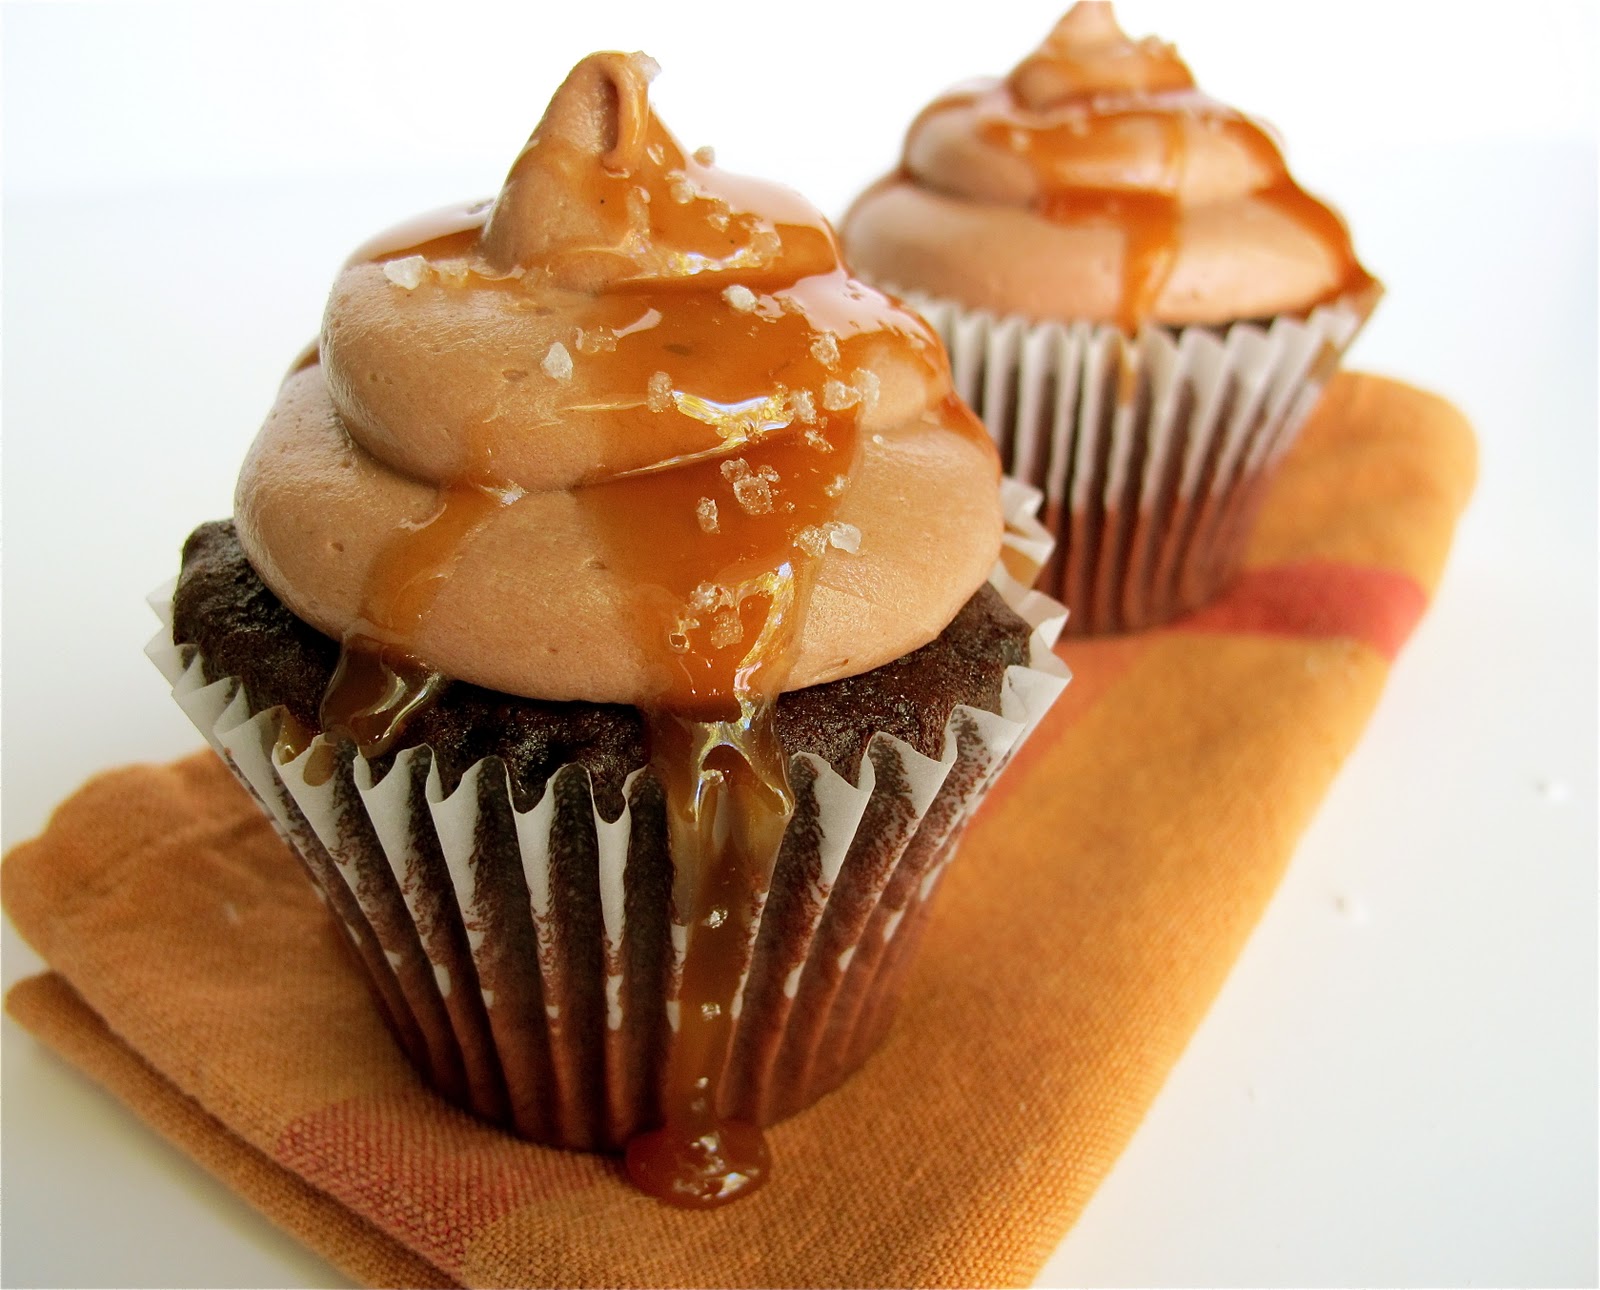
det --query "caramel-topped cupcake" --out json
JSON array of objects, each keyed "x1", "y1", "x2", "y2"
[
  {"x1": 843, "y1": 3, "x2": 1379, "y2": 634},
  {"x1": 155, "y1": 51, "x2": 1067, "y2": 1207}
]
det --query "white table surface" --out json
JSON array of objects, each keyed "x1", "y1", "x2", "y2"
[{"x1": 3, "y1": 3, "x2": 1596, "y2": 1286}]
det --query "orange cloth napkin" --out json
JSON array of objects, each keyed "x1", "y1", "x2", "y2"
[{"x1": 4, "y1": 373, "x2": 1475, "y2": 1289}]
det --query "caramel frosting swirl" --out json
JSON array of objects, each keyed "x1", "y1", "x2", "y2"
[
  {"x1": 236, "y1": 52, "x2": 1002, "y2": 713},
  {"x1": 842, "y1": 2, "x2": 1373, "y2": 330}
]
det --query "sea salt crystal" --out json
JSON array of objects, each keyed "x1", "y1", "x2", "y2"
[
  {"x1": 852, "y1": 367, "x2": 881, "y2": 410},
  {"x1": 541, "y1": 342, "x2": 573, "y2": 381},
  {"x1": 647, "y1": 369, "x2": 674, "y2": 412},
  {"x1": 575, "y1": 326, "x2": 616, "y2": 355},
  {"x1": 822, "y1": 378, "x2": 859, "y2": 411},
  {"x1": 721, "y1": 457, "x2": 779, "y2": 513},
  {"x1": 788, "y1": 388, "x2": 817, "y2": 425},
  {"x1": 710, "y1": 610, "x2": 743, "y2": 649},
  {"x1": 827, "y1": 522, "x2": 861, "y2": 554},
  {"x1": 810, "y1": 331, "x2": 840, "y2": 367},
  {"x1": 632, "y1": 51, "x2": 662, "y2": 81},
  {"x1": 690, "y1": 581, "x2": 734, "y2": 613},
  {"x1": 722, "y1": 283, "x2": 758, "y2": 312},
  {"x1": 824, "y1": 473, "x2": 848, "y2": 497},
  {"x1": 435, "y1": 261, "x2": 470, "y2": 286},
  {"x1": 693, "y1": 145, "x2": 716, "y2": 166},
  {"x1": 803, "y1": 424, "x2": 833, "y2": 452},
  {"x1": 696, "y1": 497, "x2": 719, "y2": 533},
  {"x1": 382, "y1": 255, "x2": 427, "y2": 290},
  {"x1": 795, "y1": 520, "x2": 861, "y2": 557},
  {"x1": 735, "y1": 474, "x2": 777, "y2": 514},
  {"x1": 669, "y1": 175, "x2": 696, "y2": 204}
]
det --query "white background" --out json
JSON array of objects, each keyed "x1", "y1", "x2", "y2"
[{"x1": 3, "y1": 1, "x2": 1595, "y2": 1286}]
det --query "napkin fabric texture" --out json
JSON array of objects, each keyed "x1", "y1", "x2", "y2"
[{"x1": 4, "y1": 374, "x2": 1476, "y2": 1288}]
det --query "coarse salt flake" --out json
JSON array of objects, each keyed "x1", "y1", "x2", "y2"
[
  {"x1": 803, "y1": 424, "x2": 833, "y2": 452},
  {"x1": 827, "y1": 521, "x2": 862, "y2": 554},
  {"x1": 382, "y1": 255, "x2": 427, "y2": 290},
  {"x1": 693, "y1": 145, "x2": 716, "y2": 166},
  {"x1": 710, "y1": 610, "x2": 743, "y2": 650},
  {"x1": 822, "y1": 378, "x2": 859, "y2": 411},
  {"x1": 852, "y1": 367, "x2": 881, "y2": 410},
  {"x1": 733, "y1": 475, "x2": 775, "y2": 514},
  {"x1": 810, "y1": 331, "x2": 840, "y2": 367},
  {"x1": 647, "y1": 369, "x2": 674, "y2": 412},
  {"x1": 789, "y1": 388, "x2": 817, "y2": 425},
  {"x1": 696, "y1": 497, "x2": 719, "y2": 533},
  {"x1": 723, "y1": 283, "x2": 758, "y2": 312},
  {"x1": 541, "y1": 342, "x2": 573, "y2": 381}
]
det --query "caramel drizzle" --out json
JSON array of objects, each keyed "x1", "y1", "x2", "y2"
[{"x1": 916, "y1": 81, "x2": 1372, "y2": 333}]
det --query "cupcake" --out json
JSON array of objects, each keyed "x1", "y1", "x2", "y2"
[
  {"x1": 842, "y1": 2, "x2": 1380, "y2": 634},
  {"x1": 149, "y1": 51, "x2": 1067, "y2": 1206}
]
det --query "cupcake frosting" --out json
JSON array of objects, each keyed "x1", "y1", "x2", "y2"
[
  {"x1": 236, "y1": 51, "x2": 1002, "y2": 718},
  {"x1": 841, "y1": 2, "x2": 1373, "y2": 330}
]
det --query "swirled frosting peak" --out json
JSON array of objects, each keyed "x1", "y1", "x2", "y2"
[
  {"x1": 1008, "y1": 1, "x2": 1192, "y2": 106},
  {"x1": 236, "y1": 51, "x2": 1002, "y2": 727},
  {"x1": 841, "y1": 2, "x2": 1374, "y2": 330}
]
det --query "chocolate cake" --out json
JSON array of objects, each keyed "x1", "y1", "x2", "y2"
[{"x1": 174, "y1": 518, "x2": 1033, "y2": 815}]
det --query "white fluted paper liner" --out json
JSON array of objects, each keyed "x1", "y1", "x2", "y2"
[
  {"x1": 147, "y1": 483, "x2": 1069, "y2": 1150},
  {"x1": 898, "y1": 286, "x2": 1378, "y2": 634}
]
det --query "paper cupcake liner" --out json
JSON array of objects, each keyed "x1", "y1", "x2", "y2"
[
  {"x1": 147, "y1": 480, "x2": 1069, "y2": 1151},
  {"x1": 901, "y1": 287, "x2": 1379, "y2": 634}
]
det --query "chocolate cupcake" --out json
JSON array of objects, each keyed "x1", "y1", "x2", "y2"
[
  {"x1": 842, "y1": 2, "x2": 1380, "y2": 634},
  {"x1": 149, "y1": 51, "x2": 1067, "y2": 1207}
]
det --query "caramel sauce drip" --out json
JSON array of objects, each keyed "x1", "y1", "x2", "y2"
[
  {"x1": 910, "y1": 3, "x2": 1372, "y2": 333},
  {"x1": 297, "y1": 52, "x2": 973, "y2": 1204},
  {"x1": 319, "y1": 483, "x2": 506, "y2": 757}
]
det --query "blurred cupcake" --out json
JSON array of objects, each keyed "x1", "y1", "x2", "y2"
[
  {"x1": 842, "y1": 2, "x2": 1379, "y2": 633},
  {"x1": 150, "y1": 51, "x2": 1067, "y2": 1207}
]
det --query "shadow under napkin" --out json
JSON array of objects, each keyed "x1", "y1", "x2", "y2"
[{"x1": 4, "y1": 373, "x2": 1476, "y2": 1288}]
